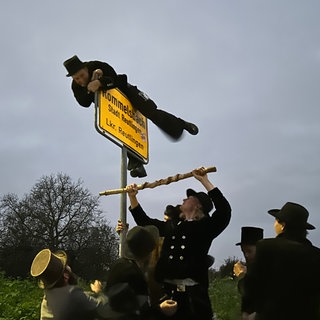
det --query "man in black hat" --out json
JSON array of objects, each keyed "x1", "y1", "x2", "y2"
[
  {"x1": 234, "y1": 227, "x2": 264, "y2": 278},
  {"x1": 126, "y1": 167, "x2": 232, "y2": 320},
  {"x1": 243, "y1": 202, "x2": 320, "y2": 320},
  {"x1": 233, "y1": 226, "x2": 263, "y2": 320},
  {"x1": 63, "y1": 55, "x2": 199, "y2": 178}
]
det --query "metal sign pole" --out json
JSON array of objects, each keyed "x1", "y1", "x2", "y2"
[
  {"x1": 94, "y1": 89, "x2": 148, "y2": 257},
  {"x1": 119, "y1": 146, "x2": 127, "y2": 257}
]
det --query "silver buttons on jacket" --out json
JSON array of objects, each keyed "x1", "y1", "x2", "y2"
[{"x1": 167, "y1": 233, "x2": 187, "y2": 261}]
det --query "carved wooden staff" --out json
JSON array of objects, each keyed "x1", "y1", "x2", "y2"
[{"x1": 99, "y1": 166, "x2": 217, "y2": 196}]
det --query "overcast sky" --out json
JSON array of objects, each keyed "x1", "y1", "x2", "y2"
[{"x1": 1, "y1": 1, "x2": 320, "y2": 268}]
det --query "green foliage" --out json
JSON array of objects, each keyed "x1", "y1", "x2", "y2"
[
  {"x1": 0, "y1": 273, "x2": 242, "y2": 320},
  {"x1": 0, "y1": 273, "x2": 42, "y2": 320},
  {"x1": 217, "y1": 256, "x2": 239, "y2": 279},
  {"x1": 210, "y1": 277, "x2": 241, "y2": 320}
]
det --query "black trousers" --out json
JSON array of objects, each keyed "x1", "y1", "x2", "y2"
[
  {"x1": 162, "y1": 283, "x2": 213, "y2": 320},
  {"x1": 124, "y1": 84, "x2": 185, "y2": 140}
]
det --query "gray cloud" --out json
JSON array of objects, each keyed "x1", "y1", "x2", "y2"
[{"x1": 1, "y1": 1, "x2": 320, "y2": 268}]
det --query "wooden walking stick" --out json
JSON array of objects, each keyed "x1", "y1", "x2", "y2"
[{"x1": 99, "y1": 166, "x2": 217, "y2": 196}]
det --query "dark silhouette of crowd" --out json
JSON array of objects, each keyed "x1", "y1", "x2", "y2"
[{"x1": 30, "y1": 171, "x2": 320, "y2": 320}]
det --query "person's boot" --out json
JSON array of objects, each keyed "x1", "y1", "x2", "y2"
[
  {"x1": 130, "y1": 164, "x2": 147, "y2": 178},
  {"x1": 128, "y1": 156, "x2": 147, "y2": 178},
  {"x1": 183, "y1": 121, "x2": 199, "y2": 135},
  {"x1": 128, "y1": 156, "x2": 141, "y2": 171}
]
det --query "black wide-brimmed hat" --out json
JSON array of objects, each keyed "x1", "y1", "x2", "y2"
[
  {"x1": 30, "y1": 249, "x2": 67, "y2": 289},
  {"x1": 63, "y1": 55, "x2": 87, "y2": 77},
  {"x1": 186, "y1": 188, "x2": 213, "y2": 216},
  {"x1": 236, "y1": 226, "x2": 264, "y2": 246},
  {"x1": 268, "y1": 202, "x2": 315, "y2": 230},
  {"x1": 123, "y1": 225, "x2": 159, "y2": 260}
]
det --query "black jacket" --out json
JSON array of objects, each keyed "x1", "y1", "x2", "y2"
[
  {"x1": 243, "y1": 234, "x2": 320, "y2": 320},
  {"x1": 69, "y1": 60, "x2": 187, "y2": 140},
  {"x1": 70, "y1": 60, "x2": 127, "y2": 108},
  {"x1": 129, "y1": 187, "x2": 231, "y2": 286}
]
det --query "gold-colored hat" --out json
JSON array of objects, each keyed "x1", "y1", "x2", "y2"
[{"x1": 30, "y1": 249, "x2": 67, "y2": 289}]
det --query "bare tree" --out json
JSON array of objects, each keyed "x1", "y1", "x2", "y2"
[{"x1": 0, "y1": 173, "x2": 118, "y2": 278}]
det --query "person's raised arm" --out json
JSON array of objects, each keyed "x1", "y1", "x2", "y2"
[
  {"x1": 126, "y1": 184, "x2": 139, "y2": 209},
  {"x1": 192, "y1": 167, "x2": 215, "y2": 192},
  {"x1": 126, "y1": 184, "x2": 166, "y2": 232}
]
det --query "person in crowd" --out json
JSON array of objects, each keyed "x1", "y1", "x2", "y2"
[
  {"x1": 63, "y1": 55, "x2": 198, "y2": 178},
  {"x1": 233, "y1": 226, "x2": 263, "y2": 320},
  {"x1": 30, "y1": 249, "x2": 107, "y2": 320},
  {"x1": 116, "y1": 219, "x2": 164, "y2": 306},
  {"x1": 117, "y1": 204, "x2": 215, "y2": 308},
  {"x1": 243, "y1": 202, "x2": 320, "y2": 320},
  {"x1": 103, "y1": 225, "x2": 177, "y2": 319},
  {"x1": 126, "y1": 167, "x2": 232, "y2": 320}
]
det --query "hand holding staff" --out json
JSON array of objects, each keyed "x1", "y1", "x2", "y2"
[{"x1": 99, "y1": 166, "x2": 216, "y2": 196}]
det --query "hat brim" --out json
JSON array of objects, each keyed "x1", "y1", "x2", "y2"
[
  {"x1": 268, "y1": 209, "x2": 315, "y2": 230},
  {"x1": 186, "y1": 188, "x2": 197, "y2": 197},
  {"x1": 123, "y1": 241, "x2": 136, "y2": 260},
  {"x1": 123, "y1": 225, "x2": 159, "y2": 260},
  {"x1": 268, "y1": 209, "x2": 279, "y2": 217},
  {"x1": 38, "y1": 250, "x2": 68, "y2": 289},
  {"x1": 186, "y1": 188, "x2": 212, "y2": 216}
]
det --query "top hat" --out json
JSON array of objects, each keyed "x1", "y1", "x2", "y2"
[
  {"x1": 268, "y1": 202, "x2": 315, "y2": 230},
  {"x1": 123, "y1": 225, "x2": 159, "y2": 260},
  {"x1": 186, "y1": 189, "x2": 213, "y2": 216},
  {"x1": 63, "y1": 55, "x2": 87, "y2": 77},
  {"x1": 30, "y1": 249, "x2": 67, "y2": 289},
  {"x1": 236, "y1": 226, "x2": 264, "y2": 246}
]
